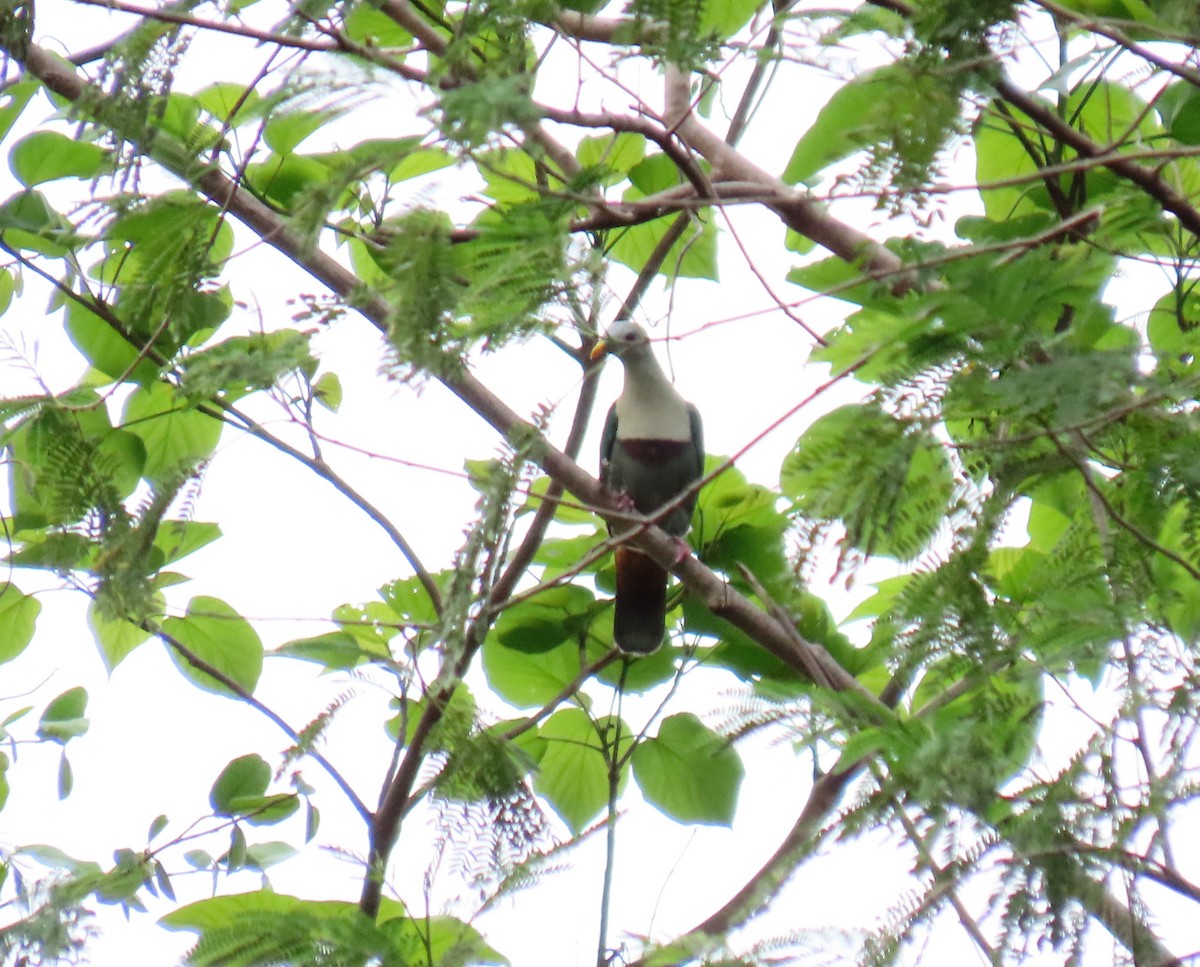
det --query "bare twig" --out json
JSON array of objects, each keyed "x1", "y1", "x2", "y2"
[
  {"x1": 146, "y1": 617, "x2": 371, "y2": 823},
  {"x1": 215, "y1": 402, "x2": 446, "y2": 615}
]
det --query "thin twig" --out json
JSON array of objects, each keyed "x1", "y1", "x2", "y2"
[
  {"x1": 145, "y1": 617, "x2": 371, "y2": 823},
  {"x1": 215, "y1": 401, "x2": 445, "y2": 616}
]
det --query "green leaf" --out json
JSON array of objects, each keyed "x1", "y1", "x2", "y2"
[
  {"x1": 1158, "y1": 80, "x2": 1200, "y2": 145},
  {"x1": 379, "y1": 572, "x2": 445, "y2": 627},
  {"x1": 0, "y1": 189, "x2": 81, "y2": 256},
  {"x1": 9, "y1": 131, "x2": 109, "y2": 187},
  {"x1": 609, "y1": 204, "x2": 718, "y2": 281},
  {"x1": 37, "y1": 686, "x2": 89, "y2": 743},
  {"x1": 57, "y1": 753, "x2": 73, "y2": 799},
  {"x1": 88, "y1": 599, "x2": 155, "y2": 671},
  {"x1": 163, "y1": 596, "x2": 263, "y2": 696},
  {"x1": 275, "y1": 630, "x2": 389, "y2": 669},
  {"x1": 64, "y1": 299, "x2": 158, "y2": 384},
  {"x1": 632, "y1": 713, "x2": 743, "y2": 825},
  {"x1": 163, "y1": 889, "x2": 409, "y2": 935},
  {"x1": 243, "y1": 841, "x2": 298, "y2": 870},
  {"x1": 179, "y1": 330, "x2": 316, "y2": 402},
  {"x1": 4, "y1": 532, "x2": 90, "y2": 572},
  {"x1": 96, "y1": 430, "x2": 147, "y2": 499},
  {"x1": 246, "y1": 152, "x2": 331, "y2": 210},
  {"x1": 786, "y1": 254, "x2": 895, "y2": 312},
  {"x1": 103, "y1": 191, "x2": 234, "y2": 277},
  {"x1": 533, "y1": 709, "x2": 629, "y2": 834},
  {"x1": 183, "y1": 850, "x2": 213, "y2": 870},
  {"x1": 264, "y1": 108, "x2": 344, "y2": 155},
  {"x1": 0, "y1": 80, "x2": 38, "y2": 143},
  {"x1": 163, "y1": 890, "x2": 309, "y2": 931},
  {"x1": 153, "y1": 92, "x2": 215, "y2": 149},
  {"x1": 700, "y1": 0, "x2": 759, "y2": 38},
  {"x1": 628, "y1": 152, "x2": 683, "y2": 195},
  {"x1": 483, "y1": 636, "x2": 582, "y2": 709},
  {"x1": 209, "y1": 753, "x2": 297, "y2": 825},
  {"x1": 694, "y1": 457, "x2": 789, "y2": 593},
  {"x1": 153, "y1": 521, "x2": 221, "y2": 566},
  {"x1": 0, "y1": 583, "x2": 40, "y2": 663},
  {"x1": 390, "y1": 146, "x2": 455, "y2": 183},
  {"x1": 478, "y1": 148, "x2": 543, "y2": 204},
  {"x1": 0, "y1": 267, "x2": 14, "y2": 315},
  {"x1": 312, "y1": 372, "x2": 342, "y2": 411},
  {"x1": 121, "y1": 382, "x2": 223, "y2": 481},
  {"x1": 576, "y1": 132, "x2": 646, "y2": 183},
  {"x1": 148, "y1": 814, "x2": 169, "y2": 840},
  {"x1": 1066, "y1": 80, "x2": 1159, "y2": 151},
  {"x1": 784, "y1": 64, "x2": 906, "y2": 186},
  {"x1": 1151, "y1": 501, "x2": 1200, "y2": 644},
  {"x1": 343, "y1": 3, "x2": 415, "y2": 47},
  {"x1": 974, "y1": 102, "x2": 1057, "y2": 220},
  {"x1": 781, "y1": 403, "x2": 953, "y2": 559},
  {"x1": 391, "y1": 915, "x2": 509, "y2": 967},
  {"x1": 195, "y1": 81, "x2": 263, "y2": 125},
  {"x1": 491, "y1": 585, "x2": 596, "y2": 653},
  {"x1": 153, "y1": 859, "x2": 175, "y2": 900}
]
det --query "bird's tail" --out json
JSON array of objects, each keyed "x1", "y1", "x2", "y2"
[{"x1": 613, "y1": 546, "x2": 667, "y2": 654}]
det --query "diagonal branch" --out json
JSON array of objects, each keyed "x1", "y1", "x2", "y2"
[
  {"x1": 145, "y1": 617, "x2": 371, "y2": 824},
  {"x1": 664, "y1": 65, "x2": 913, "y2": 283},
  {"x1": 10, "y1": 41, "x2": 853, "y2": 689},
  {"x1": 624, "y1": 763, "x2": 861, "y2": 966},
  {"x1": 10, "y1": 31, "x2": 885, "y2": 935},
  {"x1": 865, "y1": 0, "x2": 1200, "y2": 238},
  {"x1": 215, "y1": 402, "x2": 445, "y2": 615}
]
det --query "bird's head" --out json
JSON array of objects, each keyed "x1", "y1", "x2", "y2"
[{"x1": 590, "y1": 320, "x2": 650, "y2": 363}]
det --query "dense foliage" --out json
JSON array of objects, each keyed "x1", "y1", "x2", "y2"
[{"x1": 1, "y1": 0, "x2": 1199, "y2": 964}]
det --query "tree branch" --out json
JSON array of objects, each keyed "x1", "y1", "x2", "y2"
[
  {"x1": 8, "y1": 42, "x2": 910, "y2": 946},
  {"x1": 625, "y1": 763, "x2": 861, "y2": 966},
  {"x1": 661, "y1": 65, "x2": 915, "y2": 289},
  {"x1": 145, "y1": 617, "x2": 372, "y2": 824},
  {"x1": 215, "y1": 402, "x2": 445, "y2": 616},
  {"x1": 867, "y1": 0, "x2": 1200, "y2": 239},
  {"x1": 1033, "y1": 0, "x2": 1200, "y2": 89}
]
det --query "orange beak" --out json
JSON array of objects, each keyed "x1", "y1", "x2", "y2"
[{"x1": 589, "y1": 339, "x2": 609, "y2": 362}]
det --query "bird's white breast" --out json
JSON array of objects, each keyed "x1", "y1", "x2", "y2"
[{"x1": 615, "y1": 381, "x2": 692, "y2": 441}]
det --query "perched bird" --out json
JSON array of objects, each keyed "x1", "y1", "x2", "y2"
[{"x1": 591, "y1": 320, "x2": 704, "y2": 654}]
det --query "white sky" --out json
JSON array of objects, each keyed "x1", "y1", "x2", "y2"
[{"x1": 1, "y1": 3, "x2": 1194, "y2": 966}]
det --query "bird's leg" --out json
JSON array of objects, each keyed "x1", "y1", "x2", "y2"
[
  {"x1": 610, "y1": 492, "x2": 690, "y2": 564},
  {"x1": 668, "y1": 535, "x2": 691, "y2": 566}
]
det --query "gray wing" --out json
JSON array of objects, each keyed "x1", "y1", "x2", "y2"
[{"x1": 599, "y1": 402, "x2": 619, "y2": 485}]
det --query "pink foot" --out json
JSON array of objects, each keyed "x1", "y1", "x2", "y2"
[
  {"x1": 669, "y1": 535, "x2": 691, "y2": 566},
  {"x1": 614, "y1": 492, "x2": 637, "y2": 512}
]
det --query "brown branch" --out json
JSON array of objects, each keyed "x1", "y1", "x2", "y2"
[
  {"x1": 69, "y1": 0, "x2": 343, "y2": 53},
  {"x1": 548, "y1": 12, "x2": 666, "y2": 46},
  {"x1": 11, "y1": 33, "x2": 882, "y2": 932},
  {"x1": 661, "y1": 66, "x2": 915, "y2": 290},
  {"x1": 867, "y1": 0, "x2": 1200, "y2": 238},
  {"x1": 1033, "y1": 0, "x2": 1200, "y2": 89},
  {"x1": 890, "y1": 790, "x2": 1000, "y2": 963},
  {"x1": 537, "y1": 103, "x2": 710, "y2": 198},
  {"x1": 625, "y1": 763, "x2": 861, "y2": 966},
  {"x1": 993, "y1": 76, "x2": 1200, "y2": 238},
  {"x1": 377, "y1": 0, "x2": 449, "y2": 56}
]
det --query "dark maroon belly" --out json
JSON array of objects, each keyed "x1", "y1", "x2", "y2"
[{"x1": 618, "y1": 438, "x2": 690, "y2": 463}]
